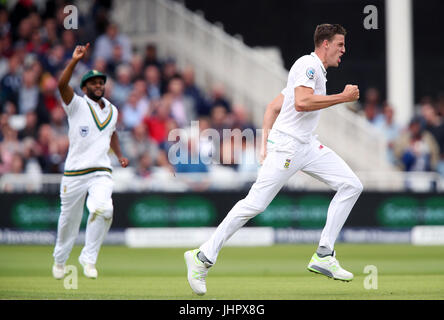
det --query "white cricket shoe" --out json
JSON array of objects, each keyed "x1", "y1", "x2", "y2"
[
  {"x1": 79, "y1": 257, "x2": 98, "y2": 279},
  {"x1": 52, "y1": 263, "x2": 67, "y2": 280},
  {"x1": 307, "y1": 251, "x2": 353, "y2": 281},
  {"x1": 184, "y1": 249, "x2": 212, "y2": 296}
]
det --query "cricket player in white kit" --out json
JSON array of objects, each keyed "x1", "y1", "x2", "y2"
[
  {"x1": 185, "y1": 24, "x2": 363, "y2": 295},
  {"x1": 52, "y1": 43, "x2": 129, "y2": 280}
]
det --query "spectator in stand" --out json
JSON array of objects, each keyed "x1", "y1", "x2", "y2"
[
  {"x1": 183, "y1": 65, "x2": 210, "y2": 116},
  {"x1": 0, "y1": 53, "x2": 22, "y2": 105},
  {"x1": 394, "y1": 116, "x2": 440, "y2": 172},
  {"x1": 132, "y1": 78, "x2": 151, "y2": 114},
  {"x1": 18, "y1": 111, "x2": 38, "y2": 140},
  {"x1": 111, "y1": 64, "x2": 133, "y2": 107},
  {"x1": 123, "y1": 123, "x2": 160, "y2": 166},
  {"x1": 130, "y1": 53, "x2": 144, "y2": 80},
  {"x1": 10, "y1": 152, "x2": 24, "y2": 174},
  {"x1": 144, "y1": 64, "x2": 162, "y2": 100},
  {"x1": 231, "y1": 103, "x2": 256, "y2": 132},
  {"x1": 16, "y1": 16, "x2": 33, "y2": 43},
  {"x1": 361, "y1": 87, "x2": 384, "y2": 125},
  {"x1": 374, "y1": 102, "x2": 401, "y2": 165},
  {"x1": 209, "y1": 83, "x2": 231, "y2": 112},
  {"x1": 0, "y1": 32, "x2": 14, "y2": 60},
  {"x1": 9, "y1": 0, "x2": 39, "y2": 41},
  {"x1": 160, "y1": 57, "x2": 178, "y2": 94},
  {"x1": 26, "y1": 29, "x2": 49, "y2": 56},
  {"x1": 2, "y1": 152, "x2": 26, "y2": 192},
  {"x1": 420, "y1": 102, "x2": 444, "y2": 175},
  {"x1": 41, "y1": 43, "x2": 65, "y2": 76},
  {"x1": 0, "y1": 122, "x2": 21, "y2": 173},
  {"x1": 61, "y1": 30, "x2": 76, "y2": 61},
  {"x1": 93, "y1": 22, "x2": 132, "y2": 63},
  {"x1": 144, "y1": 95, "x2": 173, "y2": 145},
  {"x1": 136, "y1": 151, "x2": 153, "y2": 178},
  {"x1": 1, "y1": 100, "x2": 16, "y2": 116},
  {"x1": 41, "y1": 74, "x2": 59, "y2": 113},
  {"x1": 92, "y1": 56, "x2": 107, "y2": 74},
  {"x1": 210, "y1": 104, "x2": 231, "y2": 140},
  {"x1": 167, "y1": 75, "x2": 195, "y2": 128},
  {"x1": 40, "y1": 18, "x2": 58, "y2": 47},
  {"x1": 122, "y1": 89, "x2": 149, "y2": 130},
  {"x1": 106, "y1": 44, "x2": 126, "y2": 79},
  {"x1": 16, "y1": 67, "x2": 49, "y2": 125},
  {"x1": 49, "y1": 106, "x2": 68, "y2": 137},
  {"x1": 34, "y1": 123, "x2": 57, "y2": 173},
  {"x1": 437, "y1": 93, "x2": 444, "y2": 119},
  {"x1": 143, "y1": 43, "x2": 162, "y2": 70},
  {"x1": 0, "y1": 6, "x2": 11, "y2": 38},
  {"x1": 174, "y1": 136, "x2": 209, "y2": 174}
]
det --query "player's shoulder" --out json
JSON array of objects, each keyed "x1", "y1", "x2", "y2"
[{"x1": 292, "y1": 54, "x2": 317, "y2": 69}]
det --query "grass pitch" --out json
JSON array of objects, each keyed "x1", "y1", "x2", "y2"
[{"x1": 0, "y1": 244, "x2": 443, "y2": 300}]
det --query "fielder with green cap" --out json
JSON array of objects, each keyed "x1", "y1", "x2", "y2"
[{"x1": 52, "y1": 43, "x2": 129, "y2": 280}]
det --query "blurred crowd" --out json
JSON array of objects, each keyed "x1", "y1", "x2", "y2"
[
  {"x1": 1, "y1": 1, "x2": 443, "y2": 193},
  {"x1": 354, "y1": 88, "x2": 444, "y2": 177},
  {"x1": 0, "y1": 0, "x2": 258, "y2": 191}
]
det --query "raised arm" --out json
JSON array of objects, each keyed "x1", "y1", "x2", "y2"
[
  {"x1": 294, "y1": 84, "x2": 359, "y2": 112},
  {"x1": 58, "y1": 43, "x2": 90, "y2": 105},
  {"x1": 260, "y1": 93, "x2": 284, "y2": 164}
]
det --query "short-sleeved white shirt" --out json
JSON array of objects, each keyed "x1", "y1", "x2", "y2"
[
  {"x1": 62, "y1": 93, "x2": 118, "y2": 177},
  {"x1": 272, "y1": 52, "x2": 327, "y2": 143}
]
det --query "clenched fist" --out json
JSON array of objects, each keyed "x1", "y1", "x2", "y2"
[
  {"x1": 342, "y1": 84, "x2": 360, "y2": 102},
  {"x1": 72, "y1": 43, "x2": 90, "y2": 61}
]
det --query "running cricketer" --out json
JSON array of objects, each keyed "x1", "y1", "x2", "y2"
[
  {"x1": 185, "y1": 24, "x2": 362, "y2": 295},
  {"x1": 52, "y1": 43, "x2": 129, "y2": 279}
]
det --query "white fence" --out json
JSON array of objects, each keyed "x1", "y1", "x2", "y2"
[{"x1": 1, "y1": 170, "x2": 443, "y2": 193}]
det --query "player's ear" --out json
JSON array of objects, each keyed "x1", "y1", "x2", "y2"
[
  {"x1": 323, "y1": 39, "x2": 329, "y2": 49},
  {"x1": 81, "y1": 86, "x2": 87, "y2": 94}
]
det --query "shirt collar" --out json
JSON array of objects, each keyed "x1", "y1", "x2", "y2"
[
  {"x1": 84, "y1": 94, "x2": 109, "y2": 111},
  {"x1": 311, "y1": 52, "x2": 327, "y2": 77}
]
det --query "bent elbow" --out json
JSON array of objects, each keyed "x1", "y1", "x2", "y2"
[{"x1": 294, "y1": 102, "x2": 306, "y2": 112}]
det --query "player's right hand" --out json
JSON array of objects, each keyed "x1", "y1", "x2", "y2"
[
  {"x1": 72, "y1": 43, "x2": 90, "y2": 61},
  {"x1": 342, "y1": 84, "x2": 360, "y2": 102}
]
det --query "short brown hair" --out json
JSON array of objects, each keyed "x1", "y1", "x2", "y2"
[{"x1": 314, "y1": 24, "x2": 347, "y2": 47}]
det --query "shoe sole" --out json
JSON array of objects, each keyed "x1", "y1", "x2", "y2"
[
  {"x1": 184, "y1": 251, "x2": 206, "y2": 296},
  {"x1": 307, "y1": 265, "x2": 353, "y2": 282}
]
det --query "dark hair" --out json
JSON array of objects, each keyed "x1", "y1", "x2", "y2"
[{"x1": 314, "y1": 24, "x2": 347, "y2": 47}]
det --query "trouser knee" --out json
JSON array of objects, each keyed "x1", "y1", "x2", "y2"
[
  {"x1": 341, "y1": 178, "x2": 363, "y2": 196},
  {"x1": 87, "y1": 199, "x2": 113, "y2": 220}
]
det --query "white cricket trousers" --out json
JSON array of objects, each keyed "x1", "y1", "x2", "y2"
[
  {"x1": 53, "y1": 174, "x2": 114, "y2": 265},
  {"x1": 200, "y1": 130, "x2": 363, "y2": 264}
]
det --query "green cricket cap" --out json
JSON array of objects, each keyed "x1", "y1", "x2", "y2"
[{"x1": 80, "y1": 70, "x2": 107, "y2": 88}]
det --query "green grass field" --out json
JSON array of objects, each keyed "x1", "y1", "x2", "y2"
[{"x1": 0, "y1": 244, "x2": 443, "y2": 300}]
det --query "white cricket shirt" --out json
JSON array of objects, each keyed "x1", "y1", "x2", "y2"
[
  {"x1": 62, "y1": 93, "x2": 118, "y2": 177},
  {"x1": 272, "y1": 52, "x2": 327, "y2": 143}
]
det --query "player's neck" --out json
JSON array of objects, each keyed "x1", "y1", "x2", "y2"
[
  {"x1": 87, "y1": 94, "x2": 105, "y2": 109},
  {"x1": 314, "y1": 49, "x2": 329, "y2": 70}
]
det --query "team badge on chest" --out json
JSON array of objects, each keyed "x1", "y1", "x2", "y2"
[
  {"x1": 284, "y1": 159, "x2": 291, "y2": 169},
  {"x1": 79, "y1": 126, "x2": 89, "y2": 137}
]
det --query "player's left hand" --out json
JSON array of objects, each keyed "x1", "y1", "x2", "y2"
[{"x1": 119, "y1": 157, "x2": 129, "y2": 168}]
